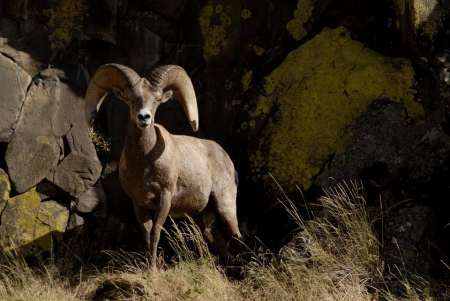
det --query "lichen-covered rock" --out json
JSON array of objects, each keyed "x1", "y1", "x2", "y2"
[
  {"x1": 0, "y1": 53, "x2": 32, "y2": 142},
  {"x1": 198, "y1": 0, "x2": 241, "y2": 61},
  {"x1": 0, "y1": 189, "x2": 69, "y2": 254},
  {"x1": 286, "y1": 0, "x2": 315, "y2": 41},
  {"x1": 0, "y1": 169, "x2": 11, "y2": 211},
  {"x1": 5, "y1": 78, "x2": 61, "y2": 192},
  {"x1": 6, "y1": 69, "x2": 101, "y2": 195},
  {"x1": 249, "y1": 27, "x2": 423, "y2": 189},
  {"x1": 45, "y1": 0, "x2": 87, "y2": 49}
]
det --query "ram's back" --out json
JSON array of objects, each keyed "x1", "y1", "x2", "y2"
[{"x1": 169, "y1": 133, "x2": 235, "y2": 216}]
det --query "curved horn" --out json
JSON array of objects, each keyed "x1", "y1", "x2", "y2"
[
  {"x1": 85, "y1": 64, "x2": 141, "y2": 125},
  {"x1": 148, "y1": 65, "x2": 199, "y2": 132}
]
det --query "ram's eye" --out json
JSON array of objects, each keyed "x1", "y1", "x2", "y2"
[{"x1": 112, "y1": 88, "x2": 126, "y2": 101}]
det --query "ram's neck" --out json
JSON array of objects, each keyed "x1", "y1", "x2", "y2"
[{"x1": 125, "y1": 123, "x2": 158, "y2": 157}]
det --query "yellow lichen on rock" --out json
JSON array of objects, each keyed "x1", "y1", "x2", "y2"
[
  {"x1": 250, "y1": 27, "x2": 422, "y2": 189},
  {"x1": 0, "y1": 169, "x2": 11, "y2": 211},
  {"x1": 241, "y1": 9, "x2": 252, "y2": 20},
  {"x1": 199, "y1": 2, "x2": 233, "y2": 60},
  {"x1": 0, "y1": 189, "x2": 69, "y2": 254},
  {"x1": 36, "y1": 135, "x2": 51, "y2": 145},
  {"x1": 286, "y1": 0, "x2": 315, "y2": 41},
  {"x1": 241, "y1": 70, "x2": 253, "y2": 92},
  {"x1": 45, "y1": 0, "x2": 86, "y2": 49}
]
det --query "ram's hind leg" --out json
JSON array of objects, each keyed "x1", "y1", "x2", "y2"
[
  {"x1": 201, "y1": 203, "x2": 231, "y2": 258},
  {"x1": 213, "y1": 191, "x2": 241, "y2": 240},
  {"x1": 201, "y1": 205, "x2": 216, "y2": 245}
]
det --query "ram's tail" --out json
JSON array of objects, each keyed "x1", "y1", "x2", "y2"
[{"x1": 234, "y1": 169, "x2": 239, "y2": 187}]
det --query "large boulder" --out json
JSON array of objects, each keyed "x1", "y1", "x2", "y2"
[
  {"x1": 5, "y1": 76, "x2": 61, "y2": 193},
  {"x1": 320, "y1": 101, "x2": 427, "y2": 186},
  {"x1": 247, "y1": 27, "x2": 423, "y2": 190},
  {"x1": 0, "y1": 188, "x2": 69, "y2": 255},
  {"x1": 0, "y1": 53, "x2": 32, "y2": 142},
  {"x1": 6, "y1": 69, "x2": 102, "y2": 196}
]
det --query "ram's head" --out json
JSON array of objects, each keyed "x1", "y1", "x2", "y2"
[{"x1": 85, "y1": 64, "x2": 199, "y2": 131}]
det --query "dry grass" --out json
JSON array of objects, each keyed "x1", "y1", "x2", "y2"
[{"x1": 0, "y1": 181, "x2": 439, "y2": 300}]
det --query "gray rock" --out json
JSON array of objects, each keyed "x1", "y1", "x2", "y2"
[
  {"x1": 0, "y1": 53, "x2": 31, "y2": 142},
  {"x1": 5, "y1": 78, "x2": 60, "y2": 192},
  {"x1": 320, "y1": 100, "x2": 427, "y2": 186},
  {"x1": 6, "y1": 68, "x2": 102, "y2": 195},
  {"x1": 0, "y1": 169, "x2": 11, "y2": 212},
  {"x1": 76, "y1": 182, "x2": 106, "y2": 213},
  {"x1": 0, "y1": 45, "x2": 42, "y2": 76},
  {"x1": 67, "y1": 212, "x2": 85, "y2": 230},
  {"x1": 47, "y1": 153, "x2": 101, "y2": 198}
]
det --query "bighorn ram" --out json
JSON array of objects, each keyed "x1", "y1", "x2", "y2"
[{"x1": 85, "y1": 64, "x2": 241, "y2": 267}]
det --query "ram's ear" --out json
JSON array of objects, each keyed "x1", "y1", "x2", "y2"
[{"x1": 160, "y1": 90, "x2": 173, "y2": 103}]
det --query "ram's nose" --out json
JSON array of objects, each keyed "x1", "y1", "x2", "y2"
[{"x1": 137, "y1": 111, "x2": 152, "y2": 127}]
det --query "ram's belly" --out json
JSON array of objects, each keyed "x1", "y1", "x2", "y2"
[{"x1": 169, "y1": 180, "x2": 210, "y2": 217}]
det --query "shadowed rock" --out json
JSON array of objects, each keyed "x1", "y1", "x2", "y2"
[
  {"x1": 0, "y1": 188, "x2": 69, "y2": 255},
  {"x1": 5, "y1": 76, "x2": 61, "y2": 193},
  {"x1": 0, "y1": 168, "x2": 11, "y2": 211},
  {"x1": 0, "y1": 53, "x2": 31, "y2": 142},
  {"x1": 6, "y1": 68, "x2": 101, "y2": 195}
]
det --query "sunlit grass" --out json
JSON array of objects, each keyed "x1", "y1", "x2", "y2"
[{"x1": 0, "y1": 180, "x2": 442, "y2": 300}]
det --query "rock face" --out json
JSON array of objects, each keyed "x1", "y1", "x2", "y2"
[
  {"x1": 0, "y1": 0, "x2": 449, "y2": 283},
  {"x1": 6, "y1": 69, "x2": 101, "y2": 195},
  {"x1": 248, "y1": 27, "x2": 422, "y2": 190},
  {"x1": 5, "y1": 77, "x2": 62, "y2": 193},
  {"x1": 0, "y1": 53, "x2": 31, "y2": 142},
  {"x1": 320, "y1": 101, "x2": 427, "y2": 186},
  {"x1": 0, "y1": 169, "x2": 11, "y2": 210},
  {"x1": 0, "y1": 188, "x2": 69, "y2": 255},
  {"x1": 0, "y1": 65, "x2": 100, "y2": 255}
]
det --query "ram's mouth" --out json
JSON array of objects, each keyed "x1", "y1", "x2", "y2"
[{"x1": 137, "y1": 120, "x2": 151, "y2": 128}]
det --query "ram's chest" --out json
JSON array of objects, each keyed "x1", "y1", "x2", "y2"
[{"x1": 119, "y1": 153, "x2": 171, "y2": 208}]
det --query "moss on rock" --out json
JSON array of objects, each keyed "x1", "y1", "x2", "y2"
[
  {"x1": 0, "y1": 169, "x2": 11, "y2": 211},
  {"x1": 0, "y1": 189, "x2": 69, "y2": 255},
  {"x1": 45, "y1": 0, "x2": 86, "y2": 49},
  {"x1": 250, "y1": 27, "x2": 422, "y2": 189},
  {"x1": 199, "y1": 2, "x2": 233, "y2": 60},
  {"x1": 286, "y1": 0, "x2": 316, "y2": 41}
]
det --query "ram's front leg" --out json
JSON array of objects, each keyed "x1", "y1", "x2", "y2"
[
  {"x1": 133, "y1": 203, "x2": 153, "y2": 252},
  {"x1": 149, "y1": 189, "x2": 171, "y2": 269}
]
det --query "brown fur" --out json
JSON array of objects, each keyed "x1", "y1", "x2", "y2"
[{"x1": 85, "y1": 64, "x2": 241, "y2": 268}]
